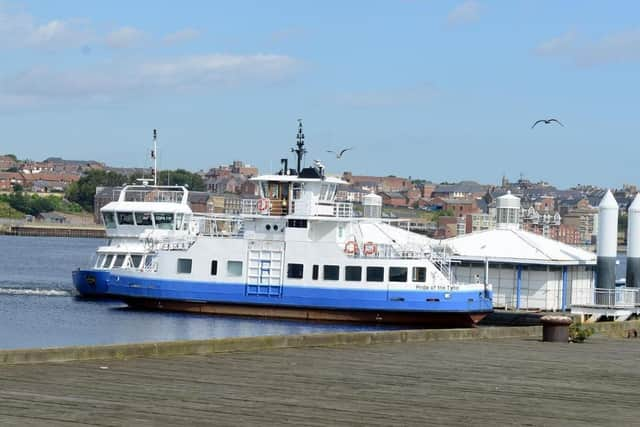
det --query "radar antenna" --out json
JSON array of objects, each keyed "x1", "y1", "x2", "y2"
[{"x1": 291, "y1": 119, "x2": 307, "y2": 175}]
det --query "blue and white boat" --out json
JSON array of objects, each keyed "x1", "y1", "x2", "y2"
[{"x1": 73, "y1": 123, "x2": 492, "y2": 326}]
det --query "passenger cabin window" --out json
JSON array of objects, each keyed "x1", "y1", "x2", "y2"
[
  {"x1": 211, "y1": 260, "x2": 218, "y2": 276},
  {"x1": 177, "y1": 258, "x2": 192, "y2": 274},
  {"x1": 154, "y1": 213, "x2": 174, "y2": 230},
  {"x1": 287, "y1": 263, "x2": 304, "y2": 279},
  {"x1": 103, "y1": 212, "x2": 116, "y2": 229},
  {"x1": 366, "y1": 267, "x2": 384, "y2": 282},
  {"x1": 389, "y1": 267, "x2": 408, "y2": 282},
  {"x1": 227, "y1": 261, "x2": 243, "y2": 277},
  {"x1": 345, "y1": 266, "x2": 362, "y2": 282},
  {"x1": 135, "y1": 212, "x2": 153, "y2": 226},
  {"x1": 413, "y1": 267, "x2": 427, "y2": 282},
  {"x1": 117, "y1": 212, "x2": 134, "y2": 225},
  {"x1": 323, "y1": 265, "x2": 339, "y2": 281},
  {"x1": 312, "y1": 265, "x2": 319, "y2": 280},
  {"x1": 130, "y1": 255, "x2": 143, "y2": 269}
]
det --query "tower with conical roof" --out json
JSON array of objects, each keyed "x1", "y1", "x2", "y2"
[
  {"x1": 596, "y1": 190, "x2": 618, "y2": 289},
  {"x1": 626, "y1": 194, "x2": 640, "y2": 287}
]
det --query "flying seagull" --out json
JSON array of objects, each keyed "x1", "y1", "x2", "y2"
[
  {"x1": 531, "y1": 118, "x2": 564, "y2": 129},
  {"x1": 327, "y1": 148, "x2": 353, "y2": 159}
]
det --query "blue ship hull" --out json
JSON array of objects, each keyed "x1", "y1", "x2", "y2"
[
  {"x1": 105, "y1": 273, "x2": 493, "y2": 326},
  {"x1": 72, "y1": 269, "x2": 110, "y2": 297}
]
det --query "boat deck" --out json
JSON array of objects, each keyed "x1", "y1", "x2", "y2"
[{"x1": 1, "y1": 335, "x2": 640, "y2": 425}]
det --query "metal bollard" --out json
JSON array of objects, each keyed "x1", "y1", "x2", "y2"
[{"x1": 540, "y1": 315, "x2": 572, "y2": 343}]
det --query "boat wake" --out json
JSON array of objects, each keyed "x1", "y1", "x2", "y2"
[{"x1": 0, "y1": 287, "x2": 72, "y2": 297}]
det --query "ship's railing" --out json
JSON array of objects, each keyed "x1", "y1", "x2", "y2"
[
  {"x1": 571, "y1": 287, "x2": 640, "y2": 308},
  {"x1": 348, "y1": 242, "x2": 429, "y2": 260},
  {"x1": 429, "y1": 248, "x2": 453, "y2": 282},
  {"x1": 241, "y1": 199, "x2": 286, "y2": 216},
  {"x1": 143, "y1": 235, "x2": 196, "y2": 252},
  {"x1": 194, "y1": 214, "x2": 244, "y2": 238},
  {"x1": 142, "y1": 261, "x2": 158, "y2": 272},
  {"x1": 333, "y1": 202, "x2": 353, "y2": 218},
  {"x1": 242, "y1": 198, "x2": 352, "y2": 218},
  {"x1": 121, "y1": 188, "x2": 186, "y2": 204}
]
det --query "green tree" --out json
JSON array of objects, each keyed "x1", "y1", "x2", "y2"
[
  {"x1": 66, "y1": 170, "x2": 129, "y2": 211},
  {"x1": 157, "y1": 169, "x2": 205, "y2": 191}
]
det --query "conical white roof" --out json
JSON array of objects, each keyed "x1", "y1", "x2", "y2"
[
  {"x1": 444, "y1": 228, "x2": 596, "y2": 265},
  {"x1": 598, "y1": 189, "x2": 618, "y2": 210}
]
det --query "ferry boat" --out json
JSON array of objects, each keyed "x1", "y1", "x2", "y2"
[{"x1": 73, "y1": 123, "x2": 493, "y2": 326}]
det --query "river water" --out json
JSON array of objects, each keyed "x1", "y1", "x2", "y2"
[{"x1": 0, "y1": 236, "x2": 394, "y2": 350}]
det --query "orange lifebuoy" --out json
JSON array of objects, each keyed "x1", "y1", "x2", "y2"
[
  {"x1": 257, "y1": 198, "x2": 271, "y2": 213},
  {"x1": 363, "y1": 241, "x2": 377, "y2": 256},
  {"x1": 344, "y1": 240, "x2": 358, "y2": 255}
]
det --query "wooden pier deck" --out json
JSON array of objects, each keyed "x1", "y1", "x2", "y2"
[{"x1": 1, "y1": 335, "x2": 640, "y2": 426}]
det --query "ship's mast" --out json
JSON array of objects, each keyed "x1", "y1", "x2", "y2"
[
  {"x1": 292, "y1": 119, "x2": 306, "y2": 175},
  {"x1": 152, "y1": 129, "x2": 158, "y2": 186}
]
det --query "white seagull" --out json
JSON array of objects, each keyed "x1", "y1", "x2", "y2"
[{"x1": 326, "y1": 148, "x2": 353, "y2": 159}]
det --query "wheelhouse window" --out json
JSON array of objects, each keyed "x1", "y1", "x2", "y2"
[
  {"x1": 312, "y1": 265, "x2": 319, "y2": 280},
  {"x1": 103, "y1": 254, "x2": 114, "y2": 269},
  {"x1": 227, "y1": 261, "x2": 243, "y2": 277},
  {"x1": 177, "y1": 258, "x2": 192, "y2": 274},
  {"x1": 117, "y1": 212, "x2": 134, "y2": 225},
  {"x1": 323, "y1": 265, "x2": 339, "y2": 281},
  {"x1": 345, "y1": 266, "x2": 362, "y2": 282},
  {"x1": 211, "y1": 260, "x2": 218, "y2": 276},
  {"x1": 103, "y1": 212, "x2": 116, "y2": 229},
  {"x1": 113, "y1": 254, "x2": 126, "y2": 268},
  {"x1": 366, "y1": 266, "x2": 384, "y2": 282},
  {"x1": 287, "y1": 263, "x2": 304, "y2": 279},
  {"x1": 412, "y1": 267, "x2": 426, "y2": 282},
  {"x1": 175, "y1": 213, "x2": 184, "y2": 231},
  {"x1": 389, "y1": 267, "x2": 408, "y2": 282},
  {"x1": 154, "y1": 213, "x2": 174, "y2": 230},
  {"x1": 134, "y1": 212, "x2": 153, "y2": 226},
  {"x1": 95, "y1": 254, "x2": 105, "y2": 268}
]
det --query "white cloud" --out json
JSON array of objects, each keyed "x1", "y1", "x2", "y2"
[
  {"x1": 0, "y1": 54, "x2": 300, "y2": 109},
  {"x1": 163, "y1": 28, "x2": 199, "y2": 44},
  {"x1": 535, "y1": 29, "x2": 640, "y2": 67},
  {"x1": 535, "y1": 31, "x2": 577, "y2": 57},
  {"x1": 105, "y1": 26, "x2": 146, "y2": 49},
  {"x1": 447, "y1": 1, "x2": 481, "y2": 26},
  {"x1": 0, "y1": 4, "x2": 91, "y2": 49}
]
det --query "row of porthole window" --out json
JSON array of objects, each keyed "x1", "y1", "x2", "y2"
[{"x1": 287, "y1": 264, "x2": 428, "y2": 283}]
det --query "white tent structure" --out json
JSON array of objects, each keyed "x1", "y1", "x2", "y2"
[
  {"x1": 443, "y1": 228, "x2": 596, "y2": 311},
  {"x1": 442, "y1": 193, "x2": 596, "y2": 311}
]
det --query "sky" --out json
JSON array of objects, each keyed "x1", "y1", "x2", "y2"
[{"x1": 1, "y1": 0, "x2": 639, "y2": 189}]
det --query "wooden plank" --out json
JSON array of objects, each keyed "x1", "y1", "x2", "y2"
[{"x1": 1, "y1": 336, "x2": 639, "y2": 425}]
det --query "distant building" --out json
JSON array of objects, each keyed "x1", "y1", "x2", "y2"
[
  {"x1": 431, "y1": 181, "x2": 487, "y2": 199},
  {"x1": 0, "y1": 172, "x2": 25, "y2": 191},
  {"x1": 379, "y1": 191, "x2": 407, "y2": 207}
]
